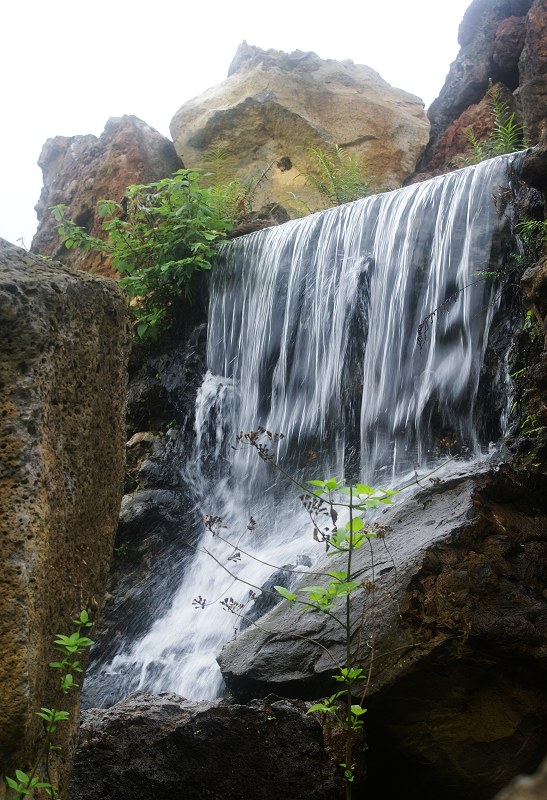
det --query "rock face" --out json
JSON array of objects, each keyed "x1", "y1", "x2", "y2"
[
  {"x1": 494, "y1": 755, "x2": 547, "y2": 799},
  {"x1": 0, "y1": 240, "x2": 129, "y2": 795},
  {"x1": 219, "y1": 469, "x2": 547, "y2": 799},
  {"x1": 170, "y1": 43, "x2": 430, "y2": 214},
  {"x1": 70, "y1": 693, "x2": 341, "y2": 800},
  {"x1": 81, "y1": 329, "x2": 209, "y2": 709},
  {"x1": 31, "y1": 115, "x2": 183, "y2": 278},
  {"x1": 415, "y1": 0, "x2": 547, "y2": 176}
]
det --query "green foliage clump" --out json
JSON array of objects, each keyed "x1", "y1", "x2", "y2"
[
  {"x1": 516, "y1": 217, "x2": 547, "y2": 264},
  {"x1": 458, "y1": 87, "x2": 528, "y2": 166},
  {"x1": 303, "y1": 145, "x2": 374, "y2": 207},
  {"x1": 201, "y1": 146, "x2": 259, "y2": 224},
  {"x1": 52, "y1": 169, "x2": 232, "y2": 340}
]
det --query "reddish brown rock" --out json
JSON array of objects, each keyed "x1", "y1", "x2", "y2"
[
  {"x1": 494, "y1": 15, "x2": 528, "y2": 74},
  {"x1": 416, "y1": 0, "x2": 534, "y2": 176},
  {"x1": 31, "y1": 116, "x2": 183, "y2": 278},
  {"x1": 519, "y1": 0, "x2": 547, "y2": 141},
  {"x1": 423, "y1": 85, "x2": 516, "y2": 171}
]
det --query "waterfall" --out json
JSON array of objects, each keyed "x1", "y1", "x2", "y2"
[{"x1": 97, "y1": 154, "x2": 519, "y2": 703}]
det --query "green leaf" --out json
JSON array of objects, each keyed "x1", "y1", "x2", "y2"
[
  {"x1": 15, "y1": 770, "x2": 29, "y2": 784},
  {"x1": 356, "y1": 484, "x2": 374, "y2": 495},
  {"x1": 326, "y1": 571, "x2": 348, "y2": 580},
  {"x1": 274, "y1": 585, "x2": 297, "y2": 602},
  {"x1": 346, "y1": 517, "x2": 364, "y2": 532},
  {"x1": 307, "y1": 702, "x2": 338, "y2": 714},
  {"x1": 300, "y1": 585, "x2": 328, "y2": 596}
]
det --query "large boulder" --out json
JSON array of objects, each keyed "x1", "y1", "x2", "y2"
[
  {"x1": 219, "y1": 469, "x2": 547, "y2": 798},
  {"x1": 31, "y1": 115, "x2": 183, "y2": 278},
  {"x1": 70, "y1": 692, "x2": 341, "y2": 800},
  {"x1": 170, "y1": 43, "x2": 430, "y2": 214},
  {"x1": 0, "y1": 240, "x2": 129, "y2": 795}
]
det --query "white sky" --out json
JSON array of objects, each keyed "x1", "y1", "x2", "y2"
[{"x1": 1, "y1": 0, "x2": 472, "y2": 248}]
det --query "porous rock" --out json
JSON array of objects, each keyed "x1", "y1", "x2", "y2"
[
  {"x1": 0, "y1": 240, "x2": 129, "y2": 794},
  {"x1": 219, "y1": 469, "x2": 547, "y2": 798},
  {"x1": 170, "y1": 43, "x2": 430, "y2": 214},
  {"x1": 31, "y1": 115, "x2": 183, "y2": 278},
  {"x1": 70, "y1": 692, "x2": 340, "y2": 800}
]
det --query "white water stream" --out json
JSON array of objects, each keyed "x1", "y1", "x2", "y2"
[{"x1": 103, "y1": 154, "x2": 519, "y2": 701}]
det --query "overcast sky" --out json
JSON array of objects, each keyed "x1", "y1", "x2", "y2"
[{"x1": 1, "y1": 0, "x2": 473, "y2": 248}]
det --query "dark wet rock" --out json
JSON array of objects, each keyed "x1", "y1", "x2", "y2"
[
  {"x1": 82, "y1": 328, "x2": 208, "y2": 709},
  {"x1": 71, "y1": 692, "x2": 341, "y2": 800},
  {"x1": 219, "y1": 469, "x2": 547, "y2": 799}
]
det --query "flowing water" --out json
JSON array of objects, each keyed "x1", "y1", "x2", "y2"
[{"x1": 101, "y1": 154, "x2": 520, "y2": 702}]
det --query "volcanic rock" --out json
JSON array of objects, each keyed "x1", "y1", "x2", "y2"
[
  {"x1": 170, "y1": 43, "x2": 430, "y2": 215},
  {"x1": 416, "y1": 0, "x2": 535, "y2": 175},
  {"x1": 70, "y1": 692, "x2": 341, "y2": 800},
  {"x1": 0, "y1": 239, "x2": 128, "y2": 794},
  {"x1": 32, "y1": 115, "x2": 183, "y2": 278}
]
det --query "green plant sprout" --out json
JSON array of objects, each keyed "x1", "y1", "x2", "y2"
[
  {"x1": 456, "y1": 85, "x2": 528, "y2": 166},
  {"x1": 5, "y1": 610, "x2": 94, "y2": 800},
  {"x1": 273, "y1": 476, "x2": 395, "y2": 795},
  {"x1": 290, "y1": 145, "x2": 375, "y2": 212},
  {"x1": 195, "y1": 429, "x2": 398, "y2": 798}
]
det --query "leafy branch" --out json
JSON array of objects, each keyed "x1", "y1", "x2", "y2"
[{"x1": 5, "y1": 611, "x2": 94, "y2": 800}]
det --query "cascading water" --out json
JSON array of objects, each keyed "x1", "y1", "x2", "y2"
[{"x1": 96, "y1": 154, "x2": 520, "y2": 703}]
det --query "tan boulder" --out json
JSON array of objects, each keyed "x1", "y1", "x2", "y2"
[
  {"x1": 0, "y1": 240, "x2": 129, "y2": 796},
  {"x1": 31, "y1": 115, "x2": 183, "y2": 278},
  {"x1": 170, "y1": 43, "x2": 430, "y2": 214}
]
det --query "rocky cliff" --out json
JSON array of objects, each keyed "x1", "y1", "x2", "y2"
[
  {"x1": 170, "y1": 42, "x2": 430, "y2": 214},
  {"x1": 0, "y1": 240, "x2": 129, "y2": 796},
  {"x1": 415, "y1": 0, "x2": 547, "y2": 177},
  {"x1": 31, "y1": 116, "x2": 183, "y2": 278}
]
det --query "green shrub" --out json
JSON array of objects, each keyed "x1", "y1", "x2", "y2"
[
  {"x1": 302, "y1": 145, "x2": 374, "y2": 207},
  {"x1": 52, "y1": 169, "x2": 232, "y2": 340},
  {"x1": 457, "y1": 87, "x2": 528, "y2": 166}
]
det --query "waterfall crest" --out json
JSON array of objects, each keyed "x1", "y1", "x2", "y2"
[{"x1": 100, "y1": 154, "x2": 519, "y2": 702}]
